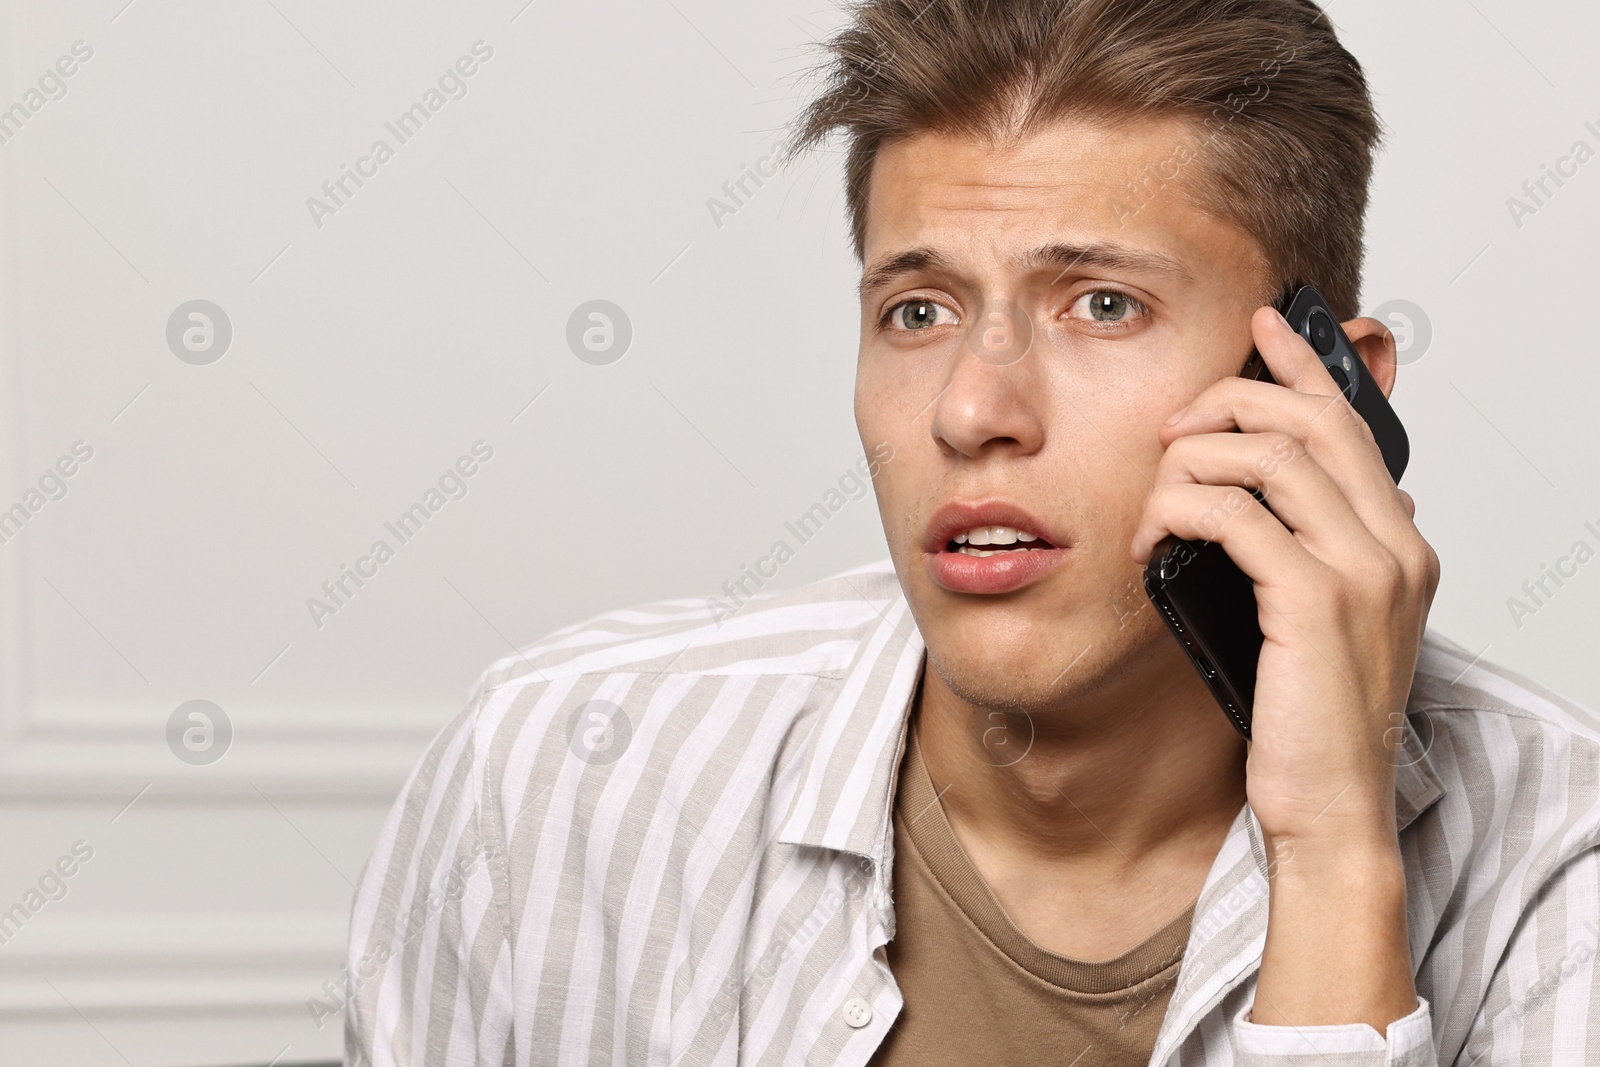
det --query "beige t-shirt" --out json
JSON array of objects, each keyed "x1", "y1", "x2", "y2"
[{"x1": 869, "y1": 727, "x2": 1193, "y2": 1066}]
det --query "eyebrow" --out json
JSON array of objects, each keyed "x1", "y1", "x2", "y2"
[{"x1": 857, "y1": 242, "x2": 1193, "y2": 301}]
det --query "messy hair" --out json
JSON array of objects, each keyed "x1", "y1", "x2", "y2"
[{"x1": 782, "y1": 0, "x2": 1382, "y2": 319}]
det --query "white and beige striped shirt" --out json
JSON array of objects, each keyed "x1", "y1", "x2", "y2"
[{"x1": 345, "y1": 558, "x2": 1600, "y2": 1065}]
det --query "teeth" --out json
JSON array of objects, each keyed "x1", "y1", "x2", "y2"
[
  {"x1": 948, "y1": 524, "x2": 1053, "y2": 557},
  {"x1": 952, "y1": 525, "x2": 1038, "y2": 546},
  {"x1": 956, "y1": 545, "x2": 1044, "y2": 558}
]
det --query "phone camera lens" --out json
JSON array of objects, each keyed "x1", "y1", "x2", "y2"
[
  {"x1": 1306, "y1": 309, "x2": 1337, "y2": 356},
  {"x1": 1327, "y1": 363, "x2": 1351, "y2": 396}
]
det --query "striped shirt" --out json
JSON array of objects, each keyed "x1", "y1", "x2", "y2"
[{"x1": 345, "y1": 557, "x2": 1600, "y2": 1065}]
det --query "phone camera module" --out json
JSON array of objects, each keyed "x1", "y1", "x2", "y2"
[{"x1": 1306, "y1": 309, "x2": 1337, "y2": 356}]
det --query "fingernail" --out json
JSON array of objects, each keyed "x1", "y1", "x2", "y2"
[
  {"x1": 1164, "y1": 404, "x2": 1188, "y2": 426},
  {"x1": 1274, "y1": 309, "x2": 1291, "y2": 329}
]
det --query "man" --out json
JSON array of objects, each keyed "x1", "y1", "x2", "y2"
[{"x1": 346, "y1": 1, "x2": 1600, "y2": 1063}]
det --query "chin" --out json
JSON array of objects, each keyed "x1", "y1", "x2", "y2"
[
  {"x1": 922, "y1": 596, "x2": 1175, "y2": 718},
  {"x1": 926, "y1": 622, "x2": 1084, "y2": 714}
]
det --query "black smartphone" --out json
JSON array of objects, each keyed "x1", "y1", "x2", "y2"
[{"x1": 1141, "y1": 284, "x2": 1410, "y2": 739}]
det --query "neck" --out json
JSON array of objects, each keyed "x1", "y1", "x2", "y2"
[{"x1": 913, "y1": 647, "x2": 1249, "y2": 875}]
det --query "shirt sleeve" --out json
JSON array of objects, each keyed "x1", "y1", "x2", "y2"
[
  {"x1": 343, "y1": 684, "x2": 516, "y2": 1067},
  {"x1": 1230, "y1": 996, "x2": 1435, "y2": 1067},
  {"x1": 1454, "y1": 843, "x2": 1600, "y2": 1064}
]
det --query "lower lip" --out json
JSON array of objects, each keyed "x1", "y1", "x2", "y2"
[{"x1": 925, "y1": 546, "x2": 1068, "y2": 594}]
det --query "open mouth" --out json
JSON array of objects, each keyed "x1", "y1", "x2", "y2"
[{"x1": 943, "y1": 525, "x2": 1058, "y2": 558}]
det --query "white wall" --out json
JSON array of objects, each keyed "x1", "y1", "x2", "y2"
[{"x1": 0, "y1": 1, "x2": 1594, "y2": 1064}]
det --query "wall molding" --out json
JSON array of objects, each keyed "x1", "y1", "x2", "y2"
[
  {"x1": 0, "y1": 720, "x2": 443, "y2": 799},
  {"x1": 0, "y1": 913, "x2": 347, "y2": 1018}
]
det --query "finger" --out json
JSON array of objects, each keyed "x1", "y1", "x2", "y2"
[
  {"x1": 1131, "y1": 482, "x2": 1324, "y2": 592},
  {"x1": 1250, "y1": 304, "x2": 1345, "y2": 399},
  {"x1": 1160, "y1": 375, "x2": 1411, "y2": 548},
  {"x1": 1152, "y1": 431, "x2": 1385, "y2": 563},
  {"x1": 1248, "y1": 306, "x2": 1414, "y2": 538}
]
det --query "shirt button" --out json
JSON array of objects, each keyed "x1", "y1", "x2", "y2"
[{"x1": 842, "y1": 997, "x2": 873, "y2": 1028}]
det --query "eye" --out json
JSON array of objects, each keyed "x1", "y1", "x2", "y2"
[
  {"x1": 880, "y1": 298, "x2": 959, "y2": 332},
  {"x1": 1069, "y1": 290, "x2": 1148, "y2": 325}
]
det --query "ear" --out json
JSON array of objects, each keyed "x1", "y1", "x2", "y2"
[{"x1": 1340, "y1": 316, "x2": 1398, "y2": 399}]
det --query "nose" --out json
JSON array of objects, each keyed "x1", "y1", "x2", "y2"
[{"x1": 929, "y1": 308, "x2": 1046, "y2": 460}]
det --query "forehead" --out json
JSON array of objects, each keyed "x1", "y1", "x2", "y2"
[{"x1": 861, "y1": 113, "x2": 1265, "y2": 287}]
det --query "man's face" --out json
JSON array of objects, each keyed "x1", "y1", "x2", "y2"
[{"x1": 856, "y1": 113, "x2": 1275, "y2": 718}]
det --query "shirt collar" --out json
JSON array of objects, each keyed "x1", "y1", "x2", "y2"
[{"x1": 774, "y1": 564, "x2": 925, "y2": 864}]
